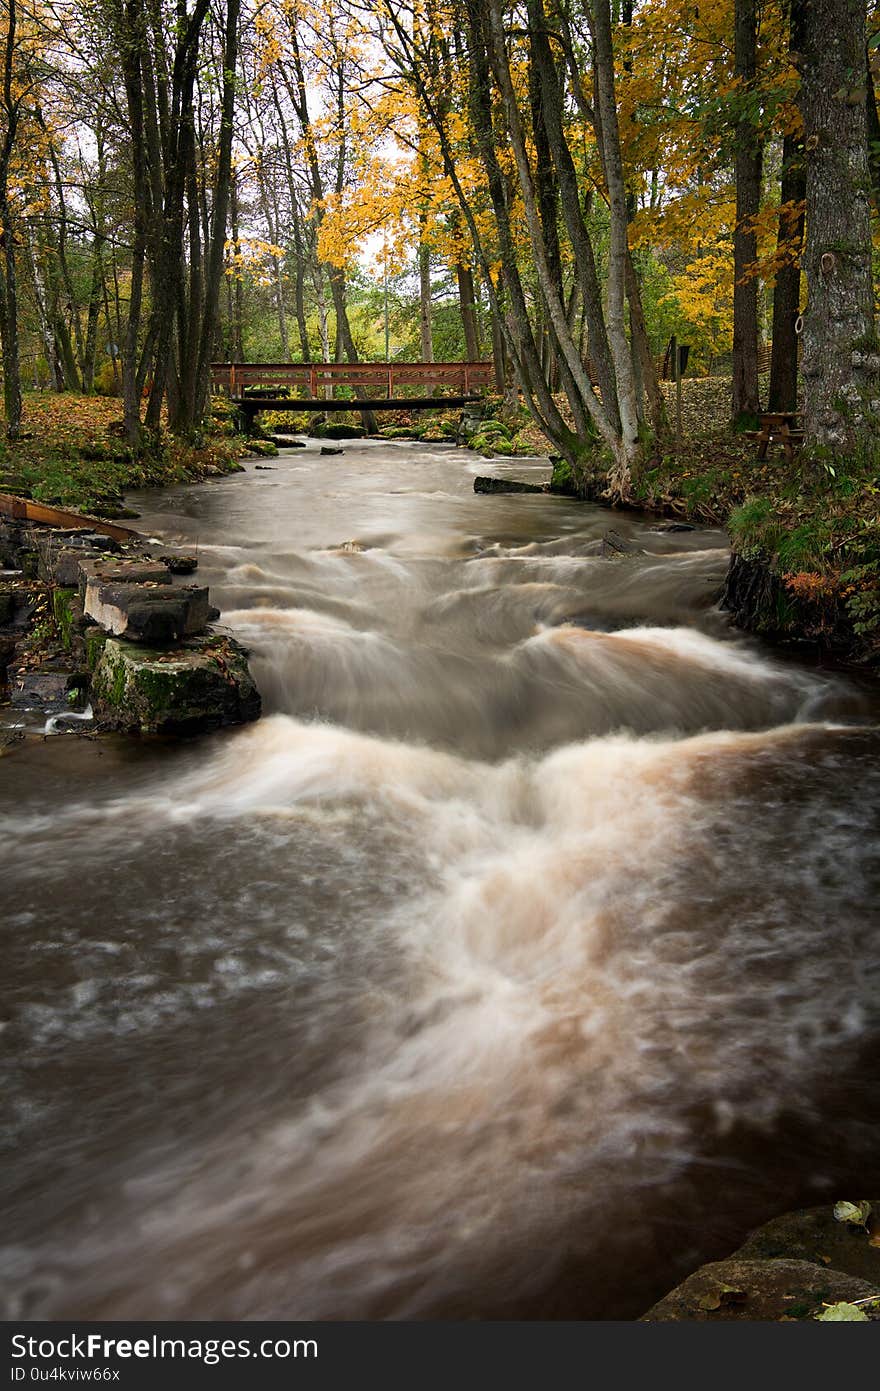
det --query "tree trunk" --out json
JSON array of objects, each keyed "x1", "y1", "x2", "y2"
[
  {"x1": 799, "y1": 0, "x2": 876, "y2": 451},
  {"x1": 526, "y1": 0, "x2": 619, "y2": 430},
  {"x1": 229, "y1": 170, "x2": 246, "y2": 361},
  {"x1": 456, "y1": 262, "x2": 479, "y2": 361},
  {"x1": 589, "y1": 0, "x2": 642, "y2": 490},
  {"x1": 767, "y1": 133, "x2": 805, "y2": 412},
  {"x1": 866, "y1": 39, "x2": 880, "y2": 214},
  {"x1": 26, "y1": 233, "x2": 65, "y2": 391},
  {"x1": 732, "y1": 0, "x2": 762, "y2": 422},
  {"x1": 186, "y1": 0, "x2": 240, "y2": 435},
  {"x1": 419, "y1": 234, "x2": 434, "y2": 364},
  {"x1": 490, "y1": 282, "x2": 508, "y2": 394},
  {"x1": 113, "y1": 0, "x2": 150, "y2": 448}
]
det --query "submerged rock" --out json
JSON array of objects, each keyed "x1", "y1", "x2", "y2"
[
  {"x1": 10, "y1": 670, "x2": 87, "y2": 715},
  {"x1": 159, "y1": 552, "x2": 199, "y2": 575},
  {"x1": 311, "y1": 422, "x2": 365, "y2": 440},
  {"x1": 92, "y1": 635, "x2": 261, "y2": 735},
  {"x1": 473, "y1": 476, "x2": 547, "y2": 495}
]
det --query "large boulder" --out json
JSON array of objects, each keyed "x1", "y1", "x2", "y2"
[
  {"x1": 92, "y1": 634, "x2": 261, "y2": 735},
  {"x1": 640, "y1": 1256, "x2": 880, "y2": 1322}
]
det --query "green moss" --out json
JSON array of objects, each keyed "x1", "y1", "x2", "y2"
[
  {"x1": 311, "y1": 422, "x2": 365, "y2": 440},
  {"x1": 549, "y1": 458, "x2": 576, "y2": 494},
  {"x1": 52, "y1": 588, "x2": 77, "y2": 651},
  {"x1": 84, "y1": 627, "x2": 108, "y2": 670}
]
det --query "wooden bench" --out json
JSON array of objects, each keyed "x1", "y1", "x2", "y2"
[{"x1": 746, "y1": 412, "x2": 805, "y2": 463}]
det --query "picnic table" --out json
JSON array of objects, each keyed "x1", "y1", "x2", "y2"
[{"x1": 748, "y1": 411, "x2": 805, "y2": 462}]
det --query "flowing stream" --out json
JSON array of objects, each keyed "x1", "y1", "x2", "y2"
[{"x1": 2, "y1": 439, "x2": 880, "y2": 1319}]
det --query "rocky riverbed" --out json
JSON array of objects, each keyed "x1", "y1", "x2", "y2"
[{"x1": 0, "y1": 507, "x2": 260, "y2": 737}]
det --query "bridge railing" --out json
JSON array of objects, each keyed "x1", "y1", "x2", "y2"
[{"x1": 210, "y1": 361, "x2": 494, "y2": 400}]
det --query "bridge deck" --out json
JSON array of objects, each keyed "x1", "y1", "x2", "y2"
[{"x1": 210, "y1": 361, "x2": 494, "y2": 405}]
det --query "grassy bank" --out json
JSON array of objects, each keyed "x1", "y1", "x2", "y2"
[
  {"x1": 0, "y1": 393, "x2": 251, "y2": 515},
  {"x1": 538, "y1": 378, "x2": 880, "y2": 667}
]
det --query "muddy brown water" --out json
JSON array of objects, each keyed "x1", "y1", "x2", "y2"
[{"x1": 2, "y1": 440, "x2": 879, "y2": 1320}]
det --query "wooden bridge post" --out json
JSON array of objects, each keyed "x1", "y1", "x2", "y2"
[
  {"x1": 309, "y1": 365, "x2": 317, "y2": 398},
  {"x1": 229, "y1": 364, "x2": 237, "y2": 398}
]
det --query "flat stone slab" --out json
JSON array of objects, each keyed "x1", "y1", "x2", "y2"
[
  {"x1": 78, "y1": 556, "x2": 172, "y2": 590},
  {"x1": 84, "y1": 580, "x2": 211, "y2": 644},
  {"x1": 92, "y1": 634, "x2": 261, "y2": 734},
  {"x1": 641, "y1": 1256, "x2": 880, "y2": 1322}
]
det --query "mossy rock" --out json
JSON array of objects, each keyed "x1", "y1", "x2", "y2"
[
  {"x1": 244, "y1": 439, "x2": 279, "y2": 458},
  {"x1": 92, "y1": 634, "x2": 261, "y2": 735},
  {"x1": 379, "y1": 426, "x2": 419, "y2": 439},
  {"x1": 476, "y1": 420, "x2": 511, "y2": 440},
  {"x1": 549, "y1": 457, "x2": 577, "y2": 495},
  {"x1": 473, "y1": 438, "x2": 514, "y2": 457},
  {"x1": 83, "y1": 625, "x2": 108, "y2": 670},
  {"x1": 311, "y1": 422, "x2": 366, "y2": 440}
]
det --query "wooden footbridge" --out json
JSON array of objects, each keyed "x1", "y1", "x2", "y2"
[{"x1": 210, "y1": 361, "x2": 494, "y2": 418}]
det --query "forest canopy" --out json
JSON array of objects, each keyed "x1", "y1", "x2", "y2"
[{"x1": 1, "y1": 0, "x2": 879, "y2": 497}]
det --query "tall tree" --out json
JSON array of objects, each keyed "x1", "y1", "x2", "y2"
[
  {"x1": 0, "y1": 0, "x2": 25, "y2": 437},
  {"x1": 731, "y1": 0, "x2": 762, "y2": 422}
]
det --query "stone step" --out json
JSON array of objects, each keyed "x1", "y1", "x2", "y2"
[{"x1": 83, "y1": 579, "x2": 214, "y2": 644}]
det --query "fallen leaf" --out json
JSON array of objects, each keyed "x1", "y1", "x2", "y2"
[
  {"x1": 815, "y1": 1302, "x2": 870, "y2": 1322},
  {"x1": 833, "y1": 1200, "x2": 872, "y2": 1228}
]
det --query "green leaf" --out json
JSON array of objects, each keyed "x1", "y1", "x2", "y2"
[
  {"x1": 833, "y1": 1200, "x2": 872, "y2": 1227},
  {"x1": 815, "y1": 1303, "x2": 870, "y2": 1321}
]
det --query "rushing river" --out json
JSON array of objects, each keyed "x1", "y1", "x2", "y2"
[{"x1": 2, "y1": 439, "x2": 880, "y2": 1320}]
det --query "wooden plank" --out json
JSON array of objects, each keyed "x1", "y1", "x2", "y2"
[{"x1": 0, "y1": 493, "x2": 141, "y2": 541}]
